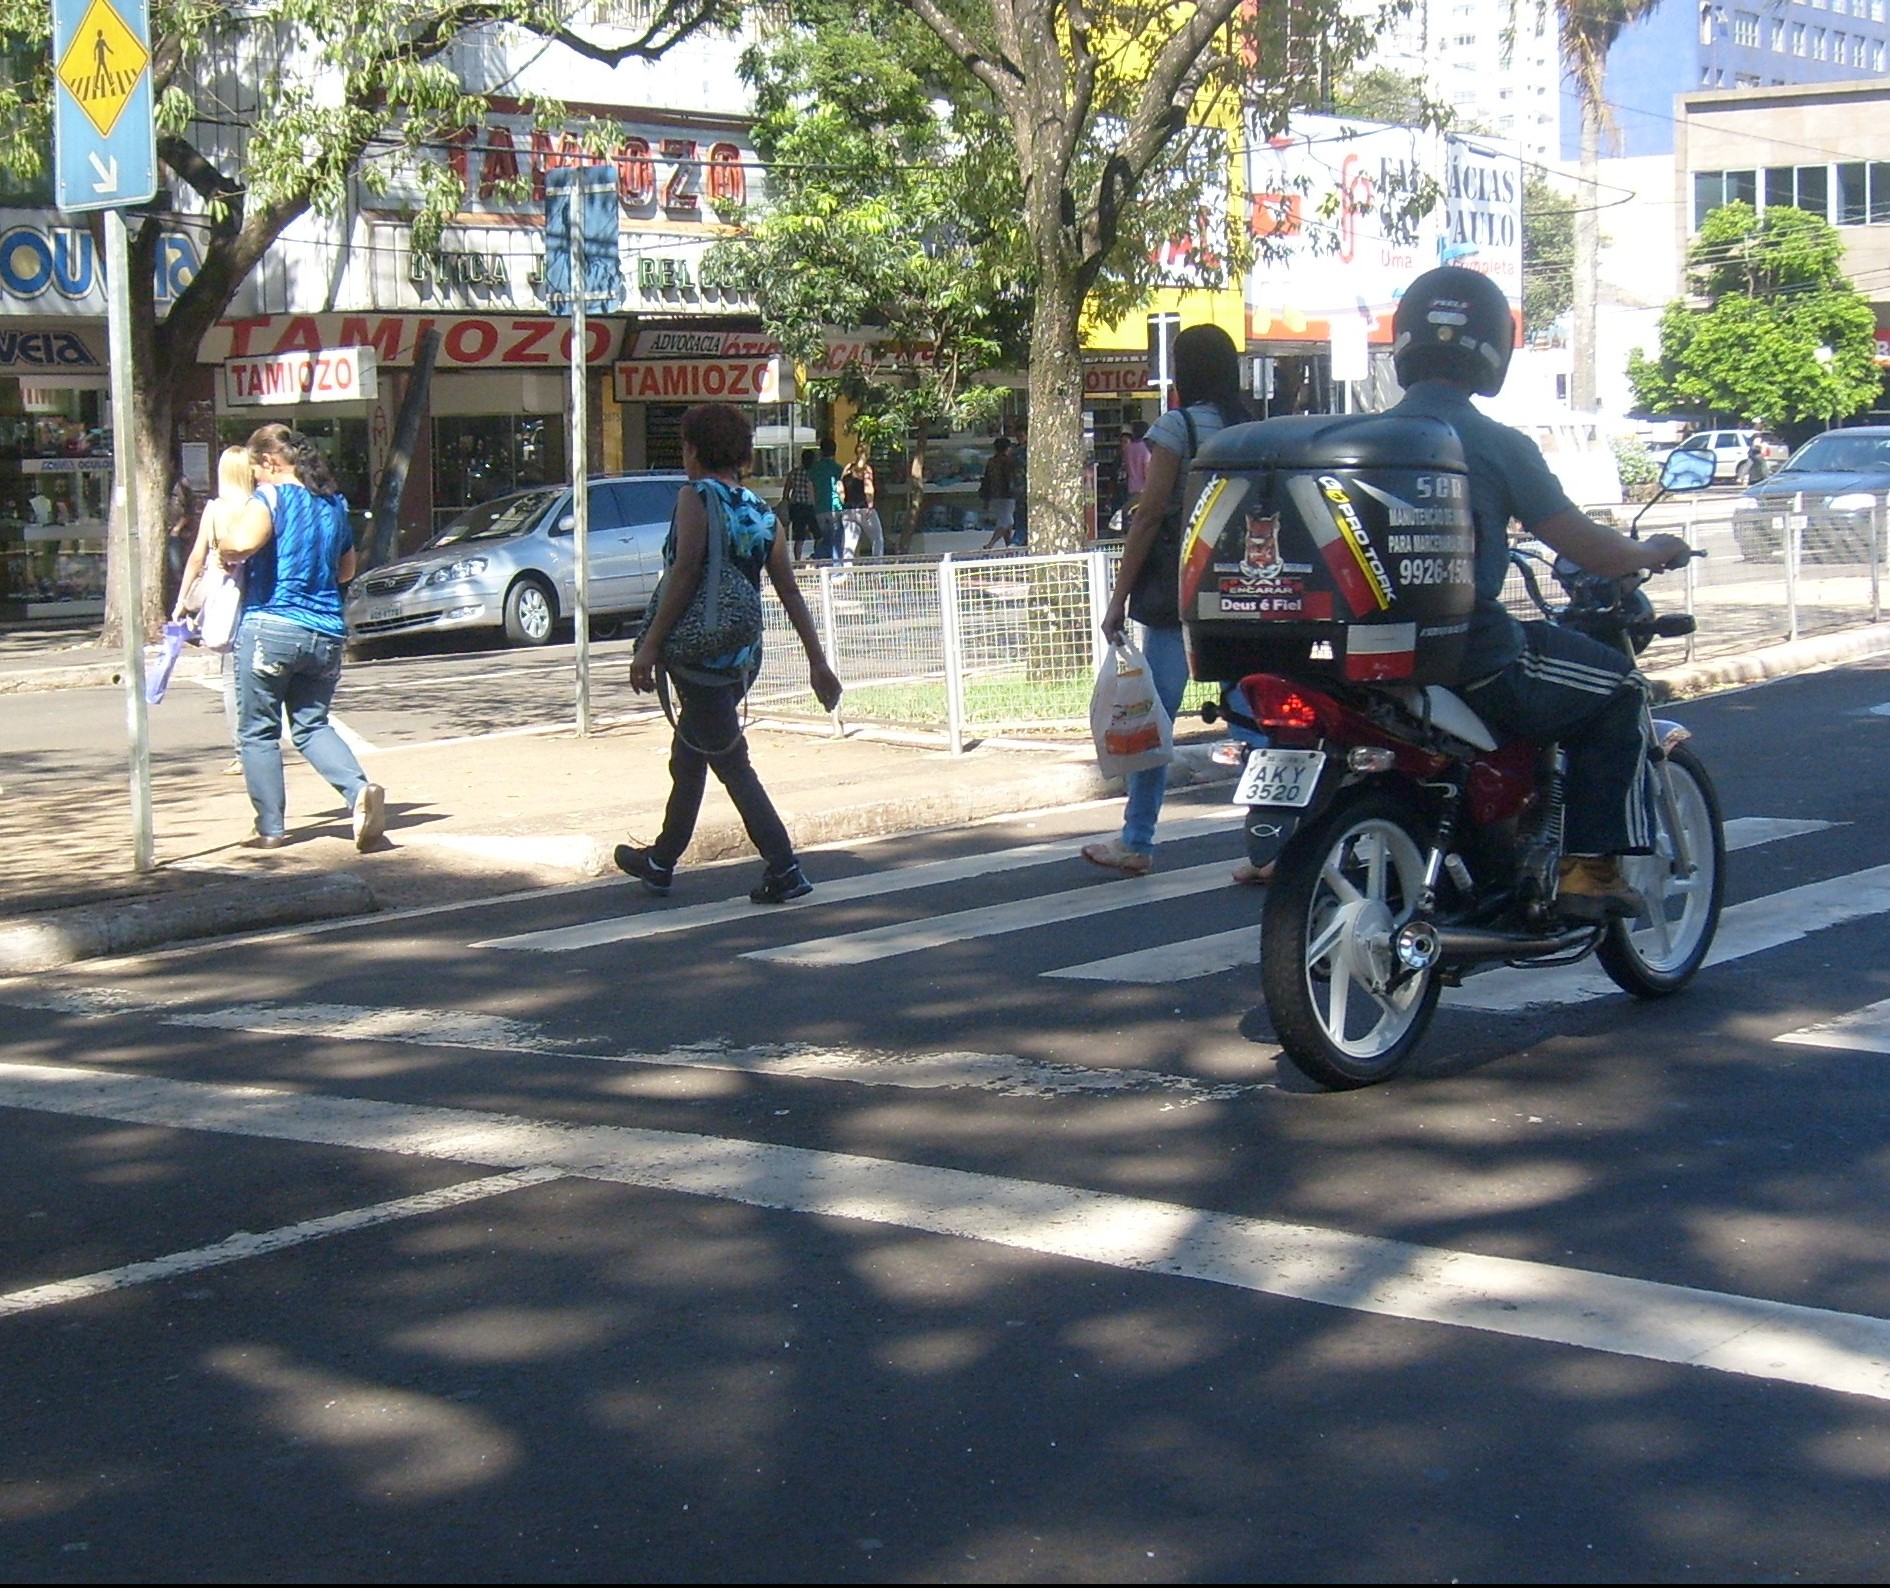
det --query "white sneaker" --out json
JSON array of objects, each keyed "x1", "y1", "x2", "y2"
[
  {"x1": 1081, "y1": 838, "x2": 1153, "y2": 876},
  {"x1": 352, "y1": 783, "x2": 386, "y2": 850}
]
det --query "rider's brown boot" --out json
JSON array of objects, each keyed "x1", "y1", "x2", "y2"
[{"x1": 1556, "y1": 855, "x2": 1646, "y2": 922}]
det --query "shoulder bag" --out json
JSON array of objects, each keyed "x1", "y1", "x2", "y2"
[
  {"x1": 196, "y1": 509, "x2": 246, "y2": 652},
  {"x1": 641, "y1": 481, "x2": 765, "y2": 685},
  {"x1": 1127, "y1": 408, "x2": 1199, "y2": 630}
]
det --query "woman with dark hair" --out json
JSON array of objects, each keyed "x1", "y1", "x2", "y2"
[
  {"x1": 217, "y1": 422, "x2": 385, "y2": 851},
  {"x1": 619, "y1": 403, "x2": 843, "y2": 903},
  {"x1": 1084, "y1": 323, "x2": 1254, "y2": 878}
]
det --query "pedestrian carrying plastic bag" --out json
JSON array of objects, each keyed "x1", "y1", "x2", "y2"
[
  {"x1": 1090, "y1": 640, "x2": 1174, "y2": 779},
  {"x1": 145, "y1": 621, "x2": 191, "y2": 706}
]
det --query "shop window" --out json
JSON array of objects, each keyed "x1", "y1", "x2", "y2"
[
  {"x1": 431, "y1": 415, "x2": 564, "y2": 534},
  {"x1": 1838, "y1": 163, "x2": 1869, "y2": 225},
  {"x1": 1, "y1": 384, "x2": 110, "y2": 617}
]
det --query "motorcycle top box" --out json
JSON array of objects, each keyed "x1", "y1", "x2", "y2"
[{"x1": 1179, "y1": 413, "x2": 1476, "y2": 686}]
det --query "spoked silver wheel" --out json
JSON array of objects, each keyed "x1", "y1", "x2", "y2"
[
  {"x1": 1598, "y1": 744, "x2": 1724, "y2": 996},
  {"x1": 1262, "y1": 792, "x2": 1442, "y2": 1089},
  {"x1": 503, "y1": 578, "x2": 557, "y2": 646}
]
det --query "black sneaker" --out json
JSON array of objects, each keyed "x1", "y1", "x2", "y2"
[
  {"x1": 750, "y1": 863, "x2": 812, "y2": 904},
  {"x1": 614, "y1": 844, "x2": 673, "y2": 897}
]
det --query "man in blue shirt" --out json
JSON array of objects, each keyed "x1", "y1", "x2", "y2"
[
  {"x1": 1387, "y1": 267, "x2": 1691, "y2": 920},
  {"x1": 809, "y1": 438, "x2": 844, "y2": 561}
]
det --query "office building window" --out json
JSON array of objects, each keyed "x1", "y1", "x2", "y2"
[
  {"x1": 1693, "y1": 168, "x2": 1758, "y2": 228},
  {"x1": 1792, "y1": 20, "x2": 1807, "y2": 50},
  {"x1": 1812, "y1": 24, "x2": 1827, "y2": 52},
  {"x1": 1772, "y1": 16, "x2": 1787, "y2": 44},
  {"x1": 1876, "y1": 40, "x2": 1886, "y2": 69},
  {"x1": 1732, "y1": 9, "x2": 1761, "y2": 41},
  {"x1": 1833, "y1": 29, "x2": 1846, "y2": 54},
  {"x1": 1838, "y1": 163, "x2": 1868, "y2": 225}
]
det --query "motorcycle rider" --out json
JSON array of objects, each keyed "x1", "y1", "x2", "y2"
[{"x1": 1386, "y1": 266, "x2": 1692, "y2": 921}]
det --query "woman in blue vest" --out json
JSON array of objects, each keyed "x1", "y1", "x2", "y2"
[{"x1": 219, "y1": 423, "x2": 386, "y2": 851}]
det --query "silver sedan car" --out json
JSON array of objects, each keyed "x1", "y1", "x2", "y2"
[{"x1": 345, "y1": 473, "x2": 687, "y2": 646}]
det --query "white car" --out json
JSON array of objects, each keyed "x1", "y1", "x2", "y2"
[{"x1": 1650, "y1": 429, "x2": 1788, "y2": 486}]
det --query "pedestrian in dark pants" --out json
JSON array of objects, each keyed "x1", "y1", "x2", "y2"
[
  {"x1": 1747, "y1": 435, "x2": 1770, "y2": 483},
  {"x1": 620, "y1": 404, "x2": 843, "y2": 903}
]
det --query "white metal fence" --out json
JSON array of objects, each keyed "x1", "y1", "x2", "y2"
[{"x1": 751, "y1": 493, "x2": 1890, "y2": 749}]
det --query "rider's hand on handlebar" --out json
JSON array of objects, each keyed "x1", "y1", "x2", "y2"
[{"x1": 1639, "y1": 533, "x2": 1694, "y2": 573}]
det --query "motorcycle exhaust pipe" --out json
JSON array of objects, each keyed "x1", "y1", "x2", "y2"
[{"x1": 1396, "y1": 921, "x2": 1594, "y2": 969}]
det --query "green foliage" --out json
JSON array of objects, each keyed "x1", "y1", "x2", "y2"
[
  {"x1": 707, "y1": 1, "x2": 1027, "y2": 454},
  {"x1": 1522, "y1": 173, "x2": 1574, "y2": 335},
  {"x1": 1610, "y1": 431, "x2": 1656, "y2": 494},
  {"x1": 1324, "y1": 66, "x2": 1451, "y2": 129},
  {"x1": 1628, "y1": 203, "x2": 1880, "y2": 428}
]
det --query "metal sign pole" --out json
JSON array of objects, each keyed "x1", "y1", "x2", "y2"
[
  {"x1": 104, "y1": 207, "x2": 153, "y2": 870},
  {"x1": 570, "y1": 185, "x2": 591, "y2": 738}
]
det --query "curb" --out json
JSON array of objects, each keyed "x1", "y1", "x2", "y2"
[
  {"x1": 0, "y1": 872, "x2": 377, "y2": 973},
  {"x1": 1648, "y1": 623, "x2": 1890, "y2": 700},
  {"x1": 0, "y1": 652, "x2": 222, "y2": 697}
]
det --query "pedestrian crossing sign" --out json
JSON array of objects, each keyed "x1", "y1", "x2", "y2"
[{"x1": 55, "y1": 0, "x2": 148, "y2": 139}]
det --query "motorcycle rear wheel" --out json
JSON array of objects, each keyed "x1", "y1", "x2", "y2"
[
  {"x1": 1596, "y1": 744, "x2": 1724, "y2": 996},
  {"x1": 1261, "y1": 790, "x2": 1442, "y2": 1090}
]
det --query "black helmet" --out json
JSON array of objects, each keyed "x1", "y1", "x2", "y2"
[{"x1": 1391, "y1": 266, "x2": 1515, "y2": 397}]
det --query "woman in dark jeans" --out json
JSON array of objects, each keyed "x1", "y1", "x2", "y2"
[{"x1": 619, "y1": 404, "x2": 843, "y2": 902}]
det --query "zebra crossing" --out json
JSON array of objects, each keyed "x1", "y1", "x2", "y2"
[{"x1": 483, "y1": 807, "x2": 1863, "y2": 1010}]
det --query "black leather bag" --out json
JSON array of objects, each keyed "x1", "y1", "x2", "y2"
[{"x1": 1127, "y1": 408, "x2": 1198, "y2": 630}]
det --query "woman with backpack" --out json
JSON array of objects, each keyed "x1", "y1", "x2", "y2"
[
  {"x1": 1084, "y1": 324, "x2": 1255, "y2": 878},
  {"x1": 618, "y1": 403, "x2": 844, "y2": 904}
]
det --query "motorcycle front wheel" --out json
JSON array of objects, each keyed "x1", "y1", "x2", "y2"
[
  {"x1": 1261, "y1": 790, "x2": 1442, "y2": 1090},
  {"x1": 1596, "y1": 744, "x2": 1725, "y2": 996}
]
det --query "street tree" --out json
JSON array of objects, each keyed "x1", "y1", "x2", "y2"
[
  {"x1": 887, "y1": 0, "x2": 1374, "y2": 552},
  {"x1": 707, "y1": 11, "x2": 1027, "y2": 549},
  {"x1": 1553, "y1": 0, "x2": 1661, "y2": 412},
  {"x1": 0, "y1": 0, "x2": 735, "y2": 642},
  {"x1": 1626, "y1": 202, "x2": 1880, "y2": 429},
  {"x1": 1522, "y1": 171, "x2": 1574, "y2": 338}
]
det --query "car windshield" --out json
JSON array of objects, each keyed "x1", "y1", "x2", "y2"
[
  {"x1": 425, "y1": 489, "x2": 561, "y2": 547},
  {"x1": 1782, "y1": 434, "x2": 1890, "y2": 475}
]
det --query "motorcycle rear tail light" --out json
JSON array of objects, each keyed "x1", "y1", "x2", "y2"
[{"x1": 1240, "y1": 675, "x2": 1336, "y2": 741}]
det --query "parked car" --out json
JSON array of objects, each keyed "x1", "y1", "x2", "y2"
[
  {"x1": 345, "y1": 473, "x2": 687, "y2": 646},
  {"x1": 1730, "y1": 427, "x2": 1890, "y2": 562},
  {"x1": 1648, "y1": 428, "x2": 1788, "y2": 485}
]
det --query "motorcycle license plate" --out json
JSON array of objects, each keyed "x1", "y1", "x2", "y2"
[{"x1": 1232, "y1": 748, "x2": 1325, "y2": 807}]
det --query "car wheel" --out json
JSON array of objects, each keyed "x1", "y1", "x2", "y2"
[{"x1": 502, "y1": 577, "x2": 558, "y2": 646}]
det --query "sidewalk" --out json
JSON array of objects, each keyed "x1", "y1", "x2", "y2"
[{"x1": 4, "y1": 618, "x2": 1889, "y2": 971}]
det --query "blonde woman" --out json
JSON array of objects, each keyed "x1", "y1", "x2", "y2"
[{"x1": 171, "y1": 446, "x2": 256, "y2": 773}]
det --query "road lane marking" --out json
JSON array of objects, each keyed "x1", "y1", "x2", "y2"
[
  {"x1": 1448, "y1": 862, "x2": 1890, "y2": 1012},
  {"x1": 0, "y1": 1168, "x2": 562, "y2": 1318},
  {"x1": 2, "y1": 990, "x2": 1263, "y2": 1103},
  {"x1": 1046, "y1": 925, "x2": 1256, "y2": 984},
  {"x1": 480, "y1": 805, "x2": 1240, "y2": 953},
  {"x1": 1723, "y1": 817, "x2": 1837, "y2": 849},
  {"x1": 1776, "y1": 998, "x2": 1890, "y2": 1055},
  {"x1": 5, "y1": 1060, "x2": 1890, "y2": 1403},
  {"x1": 745, "y1": 862, "x2": 1235, "y2": 967}
]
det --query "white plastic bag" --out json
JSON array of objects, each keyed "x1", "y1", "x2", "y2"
[{"x1": 1090, "y1": 641, "x2": 1174, "y2": 779}]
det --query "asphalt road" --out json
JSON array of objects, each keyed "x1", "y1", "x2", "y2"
[{"x1": 5, "y1": 659, "x2": 1890, "y2": 1579}]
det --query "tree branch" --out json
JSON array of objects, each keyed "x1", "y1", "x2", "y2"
[{"x1": 904, "y1": 0, "x2": 1023, "y2": 103}]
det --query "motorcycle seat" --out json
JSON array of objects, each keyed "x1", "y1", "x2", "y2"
[{"x1": 1382, "y1": 684, "x2": 1498, "y2": 752}]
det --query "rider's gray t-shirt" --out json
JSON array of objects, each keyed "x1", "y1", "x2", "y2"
[{"x1": 1386, "y1": 380, "x2": 1576, "y2": 679}]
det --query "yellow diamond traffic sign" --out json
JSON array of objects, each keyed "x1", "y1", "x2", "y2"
[{"x1": 55, "y1": 0, "x2": 150, "y2": 140}]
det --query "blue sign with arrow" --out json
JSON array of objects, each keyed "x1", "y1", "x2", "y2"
[{"x1": 51, "y1": 0, "x2": 158, "y2": 212}]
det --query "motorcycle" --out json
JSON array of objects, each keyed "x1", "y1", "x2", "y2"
[{"x1": 1206, "y1": 446, "x2": 1724, "y2": 1089}]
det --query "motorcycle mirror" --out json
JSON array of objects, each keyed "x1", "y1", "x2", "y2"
[{"x1": 1658, "y1": 446, "x2": 1716, "y2": 493}]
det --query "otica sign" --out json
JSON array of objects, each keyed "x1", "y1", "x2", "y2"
[{"x1": 0, "y1": 211, "x2": 200, "y2": 314}]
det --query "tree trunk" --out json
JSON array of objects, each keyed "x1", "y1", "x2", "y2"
[
  {"x1": 1571, "y1": 92, "x2": 1601, "y2": 414},
  {"x1": 1025, "y1": 262, "x2": 1088, "y2": 554},
  {"x1": 900, "y1": 417, "x2": 928, "y2": 554},
  {"x1": 100, "y1": 219, "x2": 175, "y2": 650}
]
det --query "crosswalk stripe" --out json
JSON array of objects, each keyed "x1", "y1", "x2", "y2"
[
  {"x1": 1045, "y1": 925, "x2": 1256, "y2": 984},
  {"x1": 1448, "y1": 862, "x2": 1890, "y2": 1012},
  {"x1": 476, "y1": 804, "x2": 1240, "y2": 953},
  {"x1": 9, "y1": 1058, "x2": 1890, "y2": 1404},
  {"x1": 1044, "y1": 814, "x2": 1839, "y2": 987},
  {"x1": 744, "y1": 862, "x2": 1235, "y2": 968},
  {"x1": 1776, "y1": 998, "x2": 1890, "y2": 1056}
]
